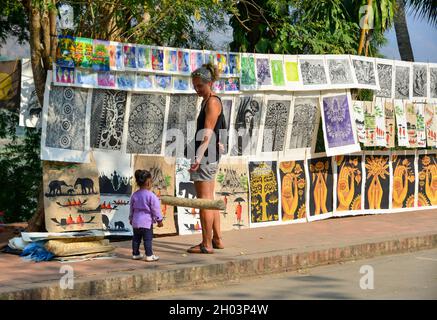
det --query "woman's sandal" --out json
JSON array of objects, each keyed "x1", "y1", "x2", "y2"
[
  {"x1": 212, "y1": 238, "x2": 224, "y2": 249},
  {"x1": 187, "y1": 243, "x2": 214, "y2": 254}
]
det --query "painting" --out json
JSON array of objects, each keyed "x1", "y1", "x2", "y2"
[
  {"x1": 230, "y1": 95, "x2": 264, "y2": 156},
  {"x1": 406, "y1": 102, "x2": 417, "y2": 148},
  {"x1": 97, "y1": 71, "x2": 116, "y2": 88},
  {"x1": 255, "y1": 55, "x2": 272, "y2": 87},
  {"x1": 74, "y1": 37, "x2": 93, "y2": 68},
  {"x1": 287, "y1": 97, "x2": 320, "y2": 153},
  {"x1": 165, "y1": 94, "x2": 198, "y2": 157},
  {"x1": 363, "y1": 101, "x2": 376, "y2": 147},
  {"x1": 395, "y1": 65, "x2": 411, "y2": 100},
  {"x1": 261, "y1": 97, "x2": 291, "y2": 153},
  {"x1": 215, "y1": 158, "x2": 249, "y2": 231},
  {"x1": 430, "y1": 66, "x2": 437, "y2": 99},
  {"x1": 299, "y1": 57, "x2": 328, "y2": 86},
  {"x1": 326, "y1": 56, "x2": 355, "y2": 86},
  {"x1": 376, "y1": 61, "x2": 394, "y2": 98},
  {"x1": 248, "y1": 161, "x2": 280, "y2": 226},
  {"x1": 190, "y1": 50, "x2": 204, "y2": 72},
  {"x1": 425, "y1": 103, "x2": 437, "y2": 148},
  {"x1": 108, "y1": 41, "x2": 124, "y2": 70},
  {"x1": 216, "y1": 52, "x2": 229, "y2": 76},
  {"x1": 92, "y1": 39, "x2": 110, "y2": 72},
  {"x1": 228, "y1": 53, "x2": 240, "y2": 77},
  {"x1": 364, "y1": 153, "x2": 391, "y2": 211},
  {"x1": 123, "y1": 44, "x2": 137, "y2": 69},
  {"x1": 394, "y1": 100, "x2": 409, "y2": 147},
  {"x1": 165, "y1": 48, "x2": 178, "y2": 72},
  {"x1": 75, "y1": 69, "x2": 97, "y2": 87},
  {"x1": 0, "y1": 60, "x2": 21, "y2": 111},
  {"x1": 94, "y1": 150, "x2": 133, "y2": 235},
  {"x1": 351, "y1": 100, "x2": 365, "y2": 143},
  {"x1": 155, "y1": 75, "x2": 172, "y2": 91},
  {"x1": 56, "y1": 35, "x2": 75, "y2": 68},
  {"x1": 374, "y1": 98, "x2": 387, "y2": 147},
  {"x1": 54, "y1": 65, "x2": 74, "y2": 84},
  {"x1": 412, "y1": 64, "x2": 428, "y2": 99},
  {"x1": 270, "y1": 56, "x2": 285, "y2": 87},
  {"x1": 284, "y1": 55, "x2": 300, "y2": 88},
  {"x1": 116, "y1": 72, "x2": 135, "y2": 90},
  {"x1": 219, "y1": 97, "x2": 234, "y2": 155},
  {"x1": 417, "y1": 152, "x2": 437, "y2": 207},
  {"x1": 135, "y1": 73, "x2": 154, "y2": 90},
  {"x1": 415, "y1": 102, "x2": 427, "y2": 148},
  {"x1": 224, "y1": 78, "x2": 240, "y2": 92},
  {"x1": 177, "y1": 49, "x2": 190, "y2": 74},
  {"x1": 152, "y1": 47, "x2": 164, "y2": 71},
  {"x1": 279, "y1": 160, "x2": 307, "y2": 223},
  {"x1": 307, "y1": 156, "x2": 334, "y2": 221},
  {"x1": 385, "y1": 100, "x2": 395, "y2": 148},
  {"x1": 133, "y1": 156, "x2": 177, "y2": 235},
  {"x1": 321, "y1": 93, "x2": 360, "y2": 156},
  {"x1": 335, "y1": 155, "x2": 363, "y2": 215},
  {"x1": 175, "y1": 158, "x2": 201, "y2": 235},
  {"x1": 391, "y1": 152, "x2": 416, "y2": 209},
  {"x1": 136, "y1": 45, "x2": 152, "y2": 71},
  {"x1": 19, "y1": 59, "x2": 42, "y2": 128},
  {"x1": 43, "y1": 158, "x2": 102, "y2": 233},
  {"x1": 90, "y1": 89, "x2": 127, "y2": 151},
  {"x1": 240, "y1": 53, "x2": 257, "y2": 89},
  {"x1": 173, "y1": 76, "x2": 191, "y2": 92},
  {"x1": 127, "y1": 93, "x2": 166, "y2": 155},
  {"x1": 351, "y1": 57, "x2": 377, "y2": 89}
]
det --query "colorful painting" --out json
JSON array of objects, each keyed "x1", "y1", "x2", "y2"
[
  {"x1": 321, "y1": 94, "x2": 360, "y2": 156},
  {"x1": 155, "y1": 75, "x2": 172, "y2": 91},
  {"x1": 256, "y1": 55, "x2": 272, "y2": 87},
  {"x1": 417, "y1": 152, "x2": 437, "y2": 207},
  {"x1": 374, "y1": 98, "x2": 386, "y2": 147},
  {"x1": 173, "y1": 76, "x2": 191, "y2": 91},
  {"x1": 136, "y1": 45, "x2": 152, "y2": 70},
  {"x1": 133, "y1": 156, "x2": 177, "y2": 235},
  {"x1": 0, "y1": 60, "x2": 21, "y2": 111},
  {"x1": 56, "y1": 35, "x2": 75, "y2": 68},
  {"x1": 215, "y1": 159, "x2": 249, "y2": 230},
  {"x1": 116, "y1": 72, "x2": 135, "y2": 90},
  {"x1": 406, "y1": 102, "x2": 418, "y2": 148},
  {"x1": 175, "y1": 158, "x2": 201, "y2": 235},
  {"x1": 364, "y1": 154, "x2": 390, "y2": 210},
  {"x1": 55, "y1": 65, "x2": 75, "y2": 84},
  {"x1": 352, "y1": 100, "x2": 365, "y2": 143},
  {"x1": 75, "y1": 69, "x2": 97, "y2": 87},
  {"x1": 385, "y1": 101, "x2": 395, "y2": 148},
  {"x1": 177, "y1": 49, "x2": 190, "y2": 74},
  {"x1": 94, "y1": 150, "x2": 132, "y2": 235},
  {"x1": 213, "y1": 79, "x2": 225, "y2": 93},
  {"x1": 335, "y1": 155, "x2": 363, "y2": 213},
  {"x1": 307, "y1": 157, "x2": 334, "y2": 218},
  {"x1": 425, "y1": 103, "x2": 437, "y2": 147},
  {"x1": 416, "y1": 103, "x2": 427, "y2": 148},
  {"x1": 43, "y1": 158, "x2": 102, "y2": 233},
  {"x1": 123, "y1": 44, "x2": 137, "y2": 69},
  {"x1": 391, "y1": 153, "x2": 416, "y2": 209},
  {"x1": 270, "y1": 57, "x2": 285, "y2": 87},
  {"x1": 90, "y1": 89, "x2": 127, "y2": 151},
  {"x1": 229, "y1": 53, "x2": 240, "y2": 76},
  {"x1": 152, "y1": 48, "x2": 164, "y2": 71},
  {"x1": 74, "y1": 37, "x2": 93, "y2": 68},
  {"x1": 135, "y1": 73, "x2": 154, "y2": 90},
  {"x1": 19, "y1": 59, "x2": 41, "y2": 128},
  {"x1": 216, "y1": 52, "x2": 229, "y2": 76},
  {"x1": 240, "y1": 54, "x2": 256, "y2": 89},
  {"x1": 190, "y1": 50, "x2": 204, "y2": 72},
  {"x1": 224, "y1": 78, "x2": 240, "y2": 92},
  {"x1": 97, "y1": 72, "x2": 116, "y2": 88},
  {"x1": 284, "y1": 56, "x2": 299, "y2": 84},
  {"x1": 248, "y1": 161, "x2": 280, "y2": 225},
  {"x1": 165, "y1": 48, "x2": 178, "y2": 72},
  {"x1": 92, "y1": 40, "x2": 110, "y2": 71},
  {"x1": 279, "y1": 161, "x2": 307, "y2": 222},
  {"x1": 262, "y1": 98, "x2": 291, "y2": 153},
  {"x1": 394, "y1": 100, "x2": 409, "y2": 147},
  {"x1": 364, "y1": 101, "x2": 376, "y2": 147}
]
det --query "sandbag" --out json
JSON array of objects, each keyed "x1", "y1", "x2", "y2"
[{"x1": 44, "y1": 239, "x2": 115, "y2": 257}]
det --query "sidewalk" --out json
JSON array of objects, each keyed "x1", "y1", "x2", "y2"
[{"x1": 1, "y1": 210, "x2": 436, "y2": 299}]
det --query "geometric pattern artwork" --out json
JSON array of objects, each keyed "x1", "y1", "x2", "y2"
[
  {"x1": 90, "y1": 89, "x2": 127, "y2": 150},
  {"x1": 335, "y1": 155, "x2": 363, "y2": 213},
  {"x1": 262, "y1": 99, "x2": 291, "y2": 152},
  {"x1": 45, "y1": 86, "x2": 87, "y2": 151},
  {"x1": 279, "y1": 160, "x2": 307, "y2": 222},
  {"x1": 364, "y1": 154, "x2": 390, "y2": 210},
  {"x1": 391, "y1": 153, "x2": 416, "y2": 209},
  {"x1": 417, "y1": 152, "x2": 437, "y2": 207},
  {"x1": 376, "y1": 62, "x2": 393, "y2": 98},
  {"x1": 127, "y1": 93, "x2": 166, "y2": 154}
]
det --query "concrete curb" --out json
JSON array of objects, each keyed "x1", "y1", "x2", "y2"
[{"x1": 1, "y1": 233, "x2": 436, "y2": 299}]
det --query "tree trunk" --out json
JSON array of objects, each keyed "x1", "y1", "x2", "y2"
[
  {"x1": 394, "y1": 0, "x2": 414, "y2": 62},
  {"x1": 26, "y1": 184, "x2": 46, "y2": 232}
]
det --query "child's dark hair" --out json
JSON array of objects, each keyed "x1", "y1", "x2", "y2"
[{"x1": 135, "y1": 169, "x2": 152, "y2": 187}]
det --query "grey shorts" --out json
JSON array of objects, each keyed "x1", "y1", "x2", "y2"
[{"x1": 190, "y1": 162, "x2": 218, "y2": 182}]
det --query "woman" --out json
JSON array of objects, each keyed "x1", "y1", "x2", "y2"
[{"x1": 187, "y1": 63, "x2": 226, "y2": 254}]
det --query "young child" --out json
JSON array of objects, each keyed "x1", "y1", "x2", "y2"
[{"x1": 129, "y1": 169, "x2": 163, "y2": 262}]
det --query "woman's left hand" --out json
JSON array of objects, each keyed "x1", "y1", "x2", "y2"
[{"x1": 189, "y1": 160, "x2": 201, "y2": 172}]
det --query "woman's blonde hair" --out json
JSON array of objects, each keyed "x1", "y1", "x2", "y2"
[{"x1": 191, "y1": 62, "x2": 219, "y2": 83}]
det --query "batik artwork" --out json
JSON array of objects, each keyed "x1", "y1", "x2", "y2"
[
  {"x1": 190, "y1": 50, "x2": 204, "y2": 73},
  {"x1": 406, "y1": 102, "x2": 418, "y2": 148},
  {"x1": 75, "y1": 69, "x2": 97, "y2": 87},
  {"x1": 152, "y1": 47, "x2": 164, "y2": 71},
  {"x1": 261, "y1": 97, "x2": 291, "y2": 153},
  {"x1": 136, "y1": 45, "x2": 152, "y2": 71},
  {"x1": 74, "y1": 37, "x2": 93, "y2": 68},
  {"x1": 425, "y1": 103, "x2": 437, "y2": 147},
  {"x1": 335, "y1": 155, "x2": 363, "y2": 215},
  {"x1": 165, "y1": 48, "x2": 178, "y2": 72},
  {"x1": 363, "y1": 101, "x2": 376, "y2": 147},
  {"x1": 90, "y1": 89, "x2": 127, "y2": 151},
  {"x1": 123, "y1": 44, "x2": 137, "y2": 69},
  {"x1": 364, "y1": 153, "x2": 391, "y2": 211},
  {"x1": 155, "y1": 75, "x2": 172, "y2": 91},
  {"x1": 177, "y1": 49, "x2": 190, "y2": 74},
  {"x1": 415, "y1": 103, "x2": 427, "y2": 148},
  {"x1": 240, "y1": 53, "x2": 256, "y2": 90},
  {"x1": 417, "y1": 152, "x2": 437, "y2": 207},
  {"x1": 97, "y1": 72, "x2": 116, "y2": 88},
  {"x1": 135, "y1": 73, "x2": 154, "y2": 90},
  {"x1": 54, "y1": 65, "x2": 75, "y2": 84},
  {"x1": 394, "y1": 100, "x2": 409, "y2": 147},
  {"x1": 116, "y1": 72, "x2": 135, "y2": 90},
  {"x1": 279, "y1": 160, "x2": 307, "y2": 222},
  {"x1": 56, "y1": 35, "x2": 75, "y2": 68},
  {"x1": 384, "y1": 100, "x2": 395, "y2": 148},
  {"x1": 228, "y1": 53, "x2": 240, "y2": 77},
  {"x1": 391, "y1": 153, "x2": 416, "y2": 209},
  {"x1": 127, "y1": 93, "x2": 166, "y2": 155},
  {"x1": 92, "y1": 39, "x2": 110, "y2": 72},
  {"x1": 374, "y1": 98, "x2": 387, "y2": 147},
  {"x1": 173, "y1": 76, "x2": 191, "y2": 92},
  {"x1": 307, "y1": 156, "x2": 334, "y2": 221}
]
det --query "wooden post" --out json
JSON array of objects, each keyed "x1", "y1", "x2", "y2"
[{"x1": 160, "y1": 196, "x2": 225, "y2": 211}]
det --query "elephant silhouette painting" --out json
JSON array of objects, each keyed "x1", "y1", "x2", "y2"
[
  {"x1": 74, "y1": 178, "x2": 97, "y2": 195},
  {"x1": 47, "y1": 180, "x2": 72, "y2": 197}
]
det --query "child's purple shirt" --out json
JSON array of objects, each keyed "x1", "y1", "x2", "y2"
[{"x1": 129, "y1": 189, "x2": 163, "y2": 229}]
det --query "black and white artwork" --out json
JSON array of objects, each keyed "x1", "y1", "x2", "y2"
[
  {"x1": 413, "y1": 64, "x2": 428, "y2": 98},
  {"x1": 376, "y1": 62, "x2": 393, "y2": 98},
  {"x1": 326, "y1": 58, "x2": 354, "y2": 85},
  {"x1": 431, "y1": 67, "x2": 437, "y2": 99},
  {"x1": 165, "y1": 94, "x2": 198, "y2": 157},
  {"x1": 90, "y1": 89, "x2": 127, "y2": 150},
  {"x1": 395, "y1": 65, "x2": 411, "y2": 100},
  {"x1": 19, "y1": 59, "x2": 42, "y2": 128},
  {"x1": 220, "y1": 97, "x2": 234, "y2": 155},
  {"x1": 288, "y1": 97, "x2": 320, "y2": 152},
  {"x1": 299, "y1": 58, "x2": 328, "y2": 86},
  {"x1": 352, "y1": 58, "x2": 376, "y2": 87},
  {"x1": 230, "y1": 95, "x2": 264, "y2": 156},
  {"x1": 126, "y1": 93, "x2": 166, "y2": 154},
  {"x1": 262, "y1": 98, "x2": 291, "y2": 153},
  {"x1": 45, "y1": 86, "x2": 87, "y2": 151}
]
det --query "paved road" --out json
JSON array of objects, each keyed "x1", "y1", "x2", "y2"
[{"x1": 136, "y1": 248, "x2": 437, "y2": 300}]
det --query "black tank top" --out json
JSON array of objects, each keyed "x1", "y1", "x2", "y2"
[{"x1": 194, "y1": 94, "x2": 226, "y2": 164}]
